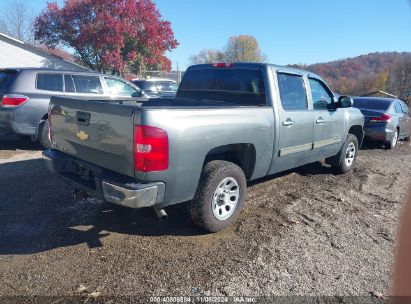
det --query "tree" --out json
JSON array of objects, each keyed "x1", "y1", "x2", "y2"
[
  {"x1": 189, "y1": 49, "x2": 224, "y2": 65},
  {"x1": 34, "y1": 0, "x2": 178, "y2": 74},
  {"x1": 224, "y1": 35, "x2": 265, "y2": 63},
  {"x1": 0, "y1": 0, "x2": 35, "y2": 43},
  {"x1": 189, "y1": 35, "x2": 265, "y2": 65},
  {"x1": 387, "y1": 56, "x2": 411, "y2": 101}
]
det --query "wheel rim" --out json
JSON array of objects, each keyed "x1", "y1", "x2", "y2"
[
  {"x1": 212, "y1": 177, "x2": 240, "y2": 221},
  {"x1": 392, "y1": 131, "x2": 398, "y2": 147},
  {"x1": 345, "y1": 142, "x2": 356, "y2": 167}
]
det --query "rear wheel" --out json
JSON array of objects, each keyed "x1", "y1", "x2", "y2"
[
  {"x1": 187, "y1": 160, "x2": 246, "y2": 232},
  {"x1": 385, "y1": 130, "x2": 398, "y2": 150},
  {"x1": 331, "y1": 134, "x2": 359, "y2": 174},
  {"x1": 38, "y1": 120, "x2": 51, "y2": 149}
]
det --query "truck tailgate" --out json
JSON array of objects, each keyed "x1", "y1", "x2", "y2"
[{"x1": 49, "y1": 96, "x2": 135, "y2": 178}]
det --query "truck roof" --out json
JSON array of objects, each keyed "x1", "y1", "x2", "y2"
[{"x1": 187, "y1": 62, "x2": 324, "y2": 80}]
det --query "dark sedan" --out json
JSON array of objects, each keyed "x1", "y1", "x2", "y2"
[{"x1": 353, "y1": 97, "x2": 410, "y2": 149}]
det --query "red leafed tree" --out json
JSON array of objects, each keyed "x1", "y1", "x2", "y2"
[{"x1": 34, "y1": 0, "x2": 178, "y2": 74}]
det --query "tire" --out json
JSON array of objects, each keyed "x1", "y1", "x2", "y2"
[
  {"x1": 187, "y1": 160, "x2": 247, "y2": 232},
  {"x1": 331, "y1": 134, "x2": 359, "y2": 174},
  {"x1": 38, "y1": 120, "x2": 51, "y2": 149},
  {"x1": 385, "y1": 130, "x2": 398, "y2": 150}
]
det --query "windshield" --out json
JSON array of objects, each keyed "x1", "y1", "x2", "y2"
[
  {"x1": 353, "y1": 98, "x2": 392, "y2": 110},
  {"x1": 177, "y1": 68, "x2": 266, "y2": 106}
]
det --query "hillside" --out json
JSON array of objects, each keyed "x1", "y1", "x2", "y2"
[{"x1": 290, "y1": 52, "x2": 411, "y2": 96}]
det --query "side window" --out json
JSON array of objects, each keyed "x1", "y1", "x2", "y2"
[
  {"x1": 401, "y1": 102, "x2": 409, "y2": 114},
  {"x1": 36, "y1": 74, "x2": 63, "y2": 92},
  {"x1": 64, "y1": 75, "x2": 75, "y2": 93},
  {"x1": 277, "y1": 73, "x2": 308, "y2": 110},
  {"x1": 308, "y1": 78, "x2": 333, "y2": 110},
  {"x1": 395, "y1": 102, "x2": 403, "y2": 114},
  {"x1": 71, "y1": 75, "x2": 103, "y2": 94},
  {"x1": 104, "y1": 77, "x2": 138, "y2": 97}
]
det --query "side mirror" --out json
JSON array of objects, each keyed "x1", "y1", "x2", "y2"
[{"x1": 338, "y1": 95, "x2": 354, "y2": 108}]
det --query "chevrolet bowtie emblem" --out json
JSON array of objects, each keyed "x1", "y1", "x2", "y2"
[{"x1": 76, "y1": 130, "x2": 89, "y2": 141}]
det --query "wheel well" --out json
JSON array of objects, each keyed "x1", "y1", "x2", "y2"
[
  {"x1": 349, "y1": 125, "x2": 364, "y2": 147},
  {"x1": 203, "y1": 144, "x2": 256, "y2": 180}
]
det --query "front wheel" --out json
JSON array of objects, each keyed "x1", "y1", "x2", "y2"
[
  {"x1": 331, "y1": 134, "x2": 359, "y2": 174},
  {"x1": 187, "y1": 160, "x2": 247, "y2": 232}
]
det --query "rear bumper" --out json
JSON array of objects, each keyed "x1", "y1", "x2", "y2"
[
  {"x1": 0, "y1": 108, "x2": 37, "y2": 136},
  {"x1": 42, "y1": 149, "x2": 165, "y2": 208},
  {"x1": 364, "y1": 124, "x2": 394, "y2": 142},
  {"x1": 0, "y1": 110, "x2": 15, "y2": 135}
]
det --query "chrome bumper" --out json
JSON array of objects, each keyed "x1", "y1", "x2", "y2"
[
  {"x1": 102, "y1": 181, "x2": 162, "y2": 208},
  {"x1": 42, "y1": 149, "x2": 165, "y2": 208}
]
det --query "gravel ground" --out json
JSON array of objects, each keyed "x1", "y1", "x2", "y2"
[{"x1": 0, "y1": 135, "x2": 410, "y2": 300}]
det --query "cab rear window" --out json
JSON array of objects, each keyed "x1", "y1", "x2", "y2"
[{"x1": 177, "y1": 68, "x2": 266, "y2": 106}]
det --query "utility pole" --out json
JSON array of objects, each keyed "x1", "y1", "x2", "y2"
[{"x1": 176, "y1": 60, "x2": 181, "y2": 83}]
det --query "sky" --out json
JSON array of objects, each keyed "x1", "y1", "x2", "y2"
[{"x1": 2, "y1": 0, "x2": 411, "y2": 70}]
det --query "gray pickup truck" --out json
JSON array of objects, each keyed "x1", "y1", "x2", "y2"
[{"x1": 43, "y1": 63, "x2": 364, "y2": 232}]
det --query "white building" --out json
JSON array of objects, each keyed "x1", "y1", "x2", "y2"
[{"x1": 0, "y1": 33, "x2": 87, "y2": 71}]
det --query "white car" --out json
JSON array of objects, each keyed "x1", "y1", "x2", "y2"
[{"x1": 132, "y1": 78, "x2": 178, "y2": 98}]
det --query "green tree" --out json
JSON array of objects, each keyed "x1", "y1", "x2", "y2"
[
  {"x1": 189, "y1": 49, "x2": 224, "y2": 65},
  {"x1": 224, "y1": 35, "x2": 265, "y2": 63},
  {"x1": 189, "y1": 35, "x2": 265, "y2": 65}
]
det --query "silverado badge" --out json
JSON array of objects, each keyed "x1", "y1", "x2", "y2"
[{"x1": 76, "y1": 130, "x2": 89, "y2": 141}]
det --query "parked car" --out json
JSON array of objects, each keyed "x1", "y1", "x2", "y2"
[
  {"x1": 132, "y1": 78, "x2": 178, "y2": 98},
  {"x1": 43, "y1": 63, "x2": 364, "y2": 232},
  {"x1": 0, "y1": 68, "x2": 148, "y2": 148},
  {"x1": 353, "y1": 97, "x2": 410, "y2": 149}
]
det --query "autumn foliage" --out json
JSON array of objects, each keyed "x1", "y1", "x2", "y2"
[
  {"x1": 34, "y1": 0, "x2": 178, "y2": 74},
  {"x1": 290, "y1": 52, "x2": 410, "y2": 97}
]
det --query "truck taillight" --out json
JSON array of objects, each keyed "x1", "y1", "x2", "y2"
[
  {"x1": 1, "y1": 94, "x2": 29, "y2": 107},
  {"x1": 134, "y1": 125, "x2": 168, "y2": 172},
  {"x1": 369, "y1": 113, "x2": 392, "y2": 123}
]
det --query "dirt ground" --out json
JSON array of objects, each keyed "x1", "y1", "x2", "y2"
[{"x1": 0, "y1": 135, "x2": 410, "y2": 300}]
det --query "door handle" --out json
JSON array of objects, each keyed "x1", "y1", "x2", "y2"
[
  {"x1": 316, "y1": 117, "x2": 326, "y2": 124},
  {"x1": 76, "y1": 111, "x2": 91, "y2": 126},
  {"x1": 282, "y1": 119, "x2": 295, "y2": 126}
]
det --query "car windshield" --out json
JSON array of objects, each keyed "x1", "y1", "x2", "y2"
[
  {"x1": 0, "y1": 70, "x2": 18, "y2": 90},
  {"x1": 177, "y1": 68, "x2": 266, "y2": 105},
  {"x1": 353, "y1": 98, "x2": 392, "y2": 110}
]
